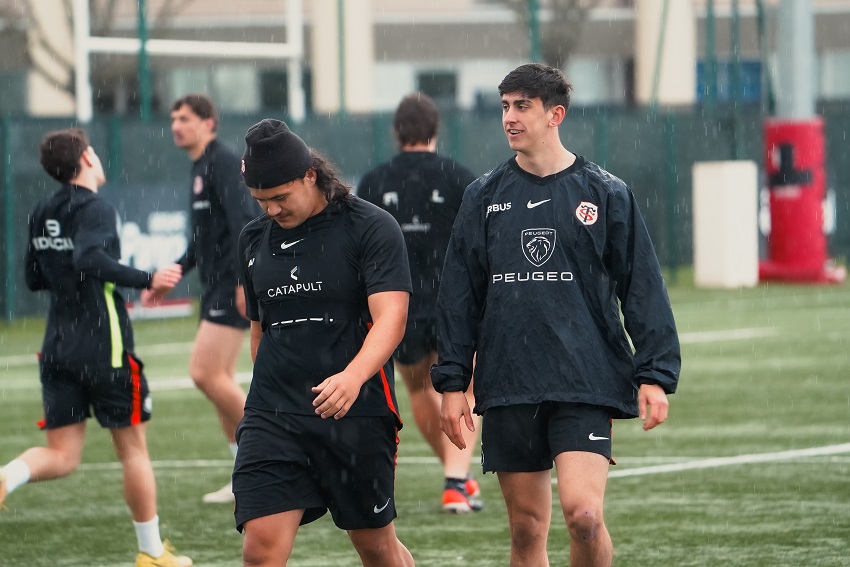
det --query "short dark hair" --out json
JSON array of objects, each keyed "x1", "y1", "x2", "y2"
[
  {"x1": 171, "y1": 93, "x2": 218, "y2": 131},
  {"x1": 498, "y1": 63, "x2": 573, "y2": 113},
  {"x1": 393, "y1": 92, "x2": 439, "y2": 147},
  {"x1": 39, "y1": 128, "x2": 89, "y2": 183}
]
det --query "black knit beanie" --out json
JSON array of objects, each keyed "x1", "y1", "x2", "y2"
[{"x1": 241, "y1": 119, "x2": 313, "y2": 189}]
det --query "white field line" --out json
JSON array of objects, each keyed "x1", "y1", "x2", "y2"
[
  {"x1": 71, "y1": 445, "x2": 850, "y2": 474},
  {"x1": 0, "y1": 341, "x2": 198, "y2": 368},
  {"x1": 0, "y1": 328, "x2": 776, "y2": 370},
  {"x1": 678, "y1": 327, "x2": 777, "y2": 343},
  {"x1": 148, "y1": 371, "x2": 253, "y2": 391},
  {"x1": 606, "y1": 443, "x2": 850, "y2": 479}
]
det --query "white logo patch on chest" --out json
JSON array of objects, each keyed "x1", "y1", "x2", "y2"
[
  {"x1": 521, "y1": 228, "x2": 557, "y2": 267},
  {"x1": 575, "y1": 201, "x2": 599, "y2": 225}
]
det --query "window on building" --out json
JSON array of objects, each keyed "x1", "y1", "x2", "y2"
[
  {"x1": 417, "y1": 71, "x2": 457, "y2": 105},
  {"x1": 0, "y1": 71, "x2": 26, "y2": 114},
  {"x1": 697, "y1": 60, "x2": 763, "y2": 103},
  {"x1": 259, "y1": 67, "x2": 312, "y2": 116}
]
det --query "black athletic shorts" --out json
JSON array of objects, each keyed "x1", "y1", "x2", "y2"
[
  {"x1": 200, "y1": 282, "x2": 250, "y2": 329},
  {"x1": 233, "y1": 408, "x2": 400, "y2": 532},
  {"x1": 481, "y1": 402, "x2": 613, "y2": 473},
  {"x1": 394, "y1": 318, "x2": 438, "y2": 365},
  {"x1": 39, "y1": 352, "x2": 152, "y2": 429}
]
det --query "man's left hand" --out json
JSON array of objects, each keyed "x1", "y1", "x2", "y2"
[{"x1": 638, "y1": 383, "x2": 669, "y2": 431}]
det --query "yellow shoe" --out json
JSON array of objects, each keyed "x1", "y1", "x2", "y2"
[{"x1": 135, "y1": 540, "x2": 192, "y2": 567}]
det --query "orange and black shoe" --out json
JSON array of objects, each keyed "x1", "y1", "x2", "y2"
[{"x1": 442, "y1": 477, "x2": 483, "y2": 514}]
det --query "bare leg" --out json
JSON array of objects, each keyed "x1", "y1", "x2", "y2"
[
  {"x1": 554, "y1": 451, "x2": 612, "y2": 567},
  {"x1": 396, "y1": 352, "x2": 478, "y2": 479},
  {"x1": 111, "y1": 423, "x2": 157, "y2": 522},
  {"x1": 13, "y1": 422, "x2": 86, "y2": 482},
  {"x1": 190, "y1": 320, "x2": 247, "y2": 443},
  {"x1": 242, "y1": 510, "x2": 303, "y2": 567},
  {"x1": 348, "y1": 523, "x2": 415, "y2": 567},
  {"x1": 498, "y1": 470, "x2": 552, "y2": 567}
]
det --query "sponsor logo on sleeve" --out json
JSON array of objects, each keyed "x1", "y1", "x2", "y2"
[{"x1": 486, "y1": 202, "x2": 512, "y2": 217}]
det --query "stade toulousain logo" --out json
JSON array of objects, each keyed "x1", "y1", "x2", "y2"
[
  {"x1": 193, "y1": 176, "x2": 204, "y2": 195},
  {"x1": 575, "y1": 201, "x2": 599, "y2": 225},
  {"x1": 522, "y1": 228, "x2": 556, "y2": 267}
]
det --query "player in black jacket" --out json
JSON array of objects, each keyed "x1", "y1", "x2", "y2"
[
  {"x1": 0, "y1": 128, "x2": 191, "y2": 567},
  {"x1": 143, "y1": 94, "x2": 261, "y2": 504},
  {"x1": 358, "y1": 93, "x2": 483, "y2": 513},
  {"x1": 431, "y1": 64, "x2": 681, "y2": 566},
  {"x1": 234, "y1": 119, "x2": 414, "y2": 566}
]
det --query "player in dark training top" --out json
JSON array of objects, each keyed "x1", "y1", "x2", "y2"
[
  {"x1": 358, "y1": 93, "x2": 483, "y2": 513},
  {"x1": 234, "y1": 119, "x2": 415, "y2": 566},
  {"x1": 0, "y1": 128, "x2": 191, "y2": 567},
  {"x1": 143, "y1": 94, "x2": 261, "y2": 504},
  {"x1": 431, "y1": 64, "x2": 681, "y2": 566}
]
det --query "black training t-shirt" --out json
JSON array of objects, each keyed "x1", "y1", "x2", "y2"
[
  {"x1": 238, "y1": 197, "x2": 412, "y2": 418},
  {"x1": 358, "y1": 152, "x2": 474, "y2": 320},
  {"x1": 177, "y1": 138, "x2": 261, "y2": 289},
  {"x1": 25, "y1": 184, "x2": 153, "y2": 369}
]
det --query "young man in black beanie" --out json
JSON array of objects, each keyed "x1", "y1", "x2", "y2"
[
  {"x1": 233, "y1": 119, "x2": 415, "y2": 567},
  {"x1": 358, "y1": 93, "x2": 482, "y2": 514}
]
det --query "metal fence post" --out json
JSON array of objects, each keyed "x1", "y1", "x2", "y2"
[
  {"x1": 2, "y1": 115, "x2": 15, "y2": 320},
  {"x1": 664, "y1": 112, "x2": 679, "y2": 283},
  {"x1": 594, "y1": 108, "x2": 609, "y2": 169}
]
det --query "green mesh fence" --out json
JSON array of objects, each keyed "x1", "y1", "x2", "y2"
[{"x1": 3, "y1": 102, "x2": 849, "y2": 318}]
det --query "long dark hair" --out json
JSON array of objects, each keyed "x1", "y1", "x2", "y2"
[{"x1": 311, "y1": 150, "x2": 353, "y2": 204}]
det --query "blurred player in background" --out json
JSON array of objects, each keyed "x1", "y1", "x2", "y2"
[
  {"x1": 358, "y1": 93, "x2": 483, "y2": 513},
  {"x1": 234, "y1": 119, "x2": 414, "y2": 566},
  {"x1": 0, "y1": 128, "x2": 191, "y2": 567},
  {"x1": 432, "y1": 63, "x2": 681, "y2": 566},
  {"x1": 143, "y1": 94, "x2": 260, "y2": 504}
]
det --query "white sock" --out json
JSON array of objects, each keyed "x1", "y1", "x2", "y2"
[
  {"x1": 230, "y1": 442, "x2": 238, "y2": 461},
  {"x1": 133, "y1": 515, "x2": 165, "y2": 557},
  {"x1": 2, "y1": 459, "x2": 31, "y2": 495}
]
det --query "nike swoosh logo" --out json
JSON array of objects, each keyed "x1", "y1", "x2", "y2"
[
  {"x1": 281, "y1": 239, "x2": 304, "y2": 250},
  {"x1": 588, "y1": 433, "x2": 609, "y2": 441},
  {"x1": 527, "y1": 199, "x2": 551, "y2": 209},
  {"x1": 373, "y1": 498, "x2": 391, "y2": 513}
]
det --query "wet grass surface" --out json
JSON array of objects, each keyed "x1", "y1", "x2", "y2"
[{"x1": 1, "y1": 281, "x2": 849, "y2": 566}]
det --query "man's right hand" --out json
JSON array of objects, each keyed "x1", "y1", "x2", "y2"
[
  {"x1": 440, "y1": 390, "x2": 475, "y2": 450},
  {"x1": 143, "y1": 264, "x2": 182, "y2": 305}
]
